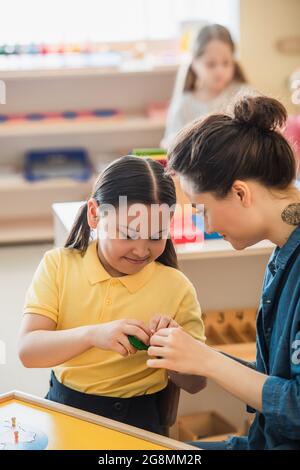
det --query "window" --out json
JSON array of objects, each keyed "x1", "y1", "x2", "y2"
[{"x1": 0, "y1": 0, "x2": 239, "y2": 44}]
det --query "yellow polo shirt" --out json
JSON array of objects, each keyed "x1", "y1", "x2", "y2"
[{"x1": 24, "y1": 241, "x2": 205, "y2": 398}]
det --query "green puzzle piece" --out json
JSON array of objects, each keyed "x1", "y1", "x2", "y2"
[{"x1": 128, "y1": 335, "x2": 149, "y2": 351}]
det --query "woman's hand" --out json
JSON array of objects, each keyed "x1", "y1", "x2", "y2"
[
  {"x1": 89, "y1": 319, "x2": 151, "y2": 357},
  {"x1": 149, "y1": 314, "x2": 179, "y2": 335},
  {"x1": 147, "y1": 327, "x2": 214, "y2": 375}
]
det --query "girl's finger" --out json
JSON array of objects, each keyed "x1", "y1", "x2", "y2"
[
  {"x1": 127, "y1": 320, "x2": 151, "y2": 337},
  {"x1": 157, "y1": 317, "x2": 171, "y2": 330},
  {"x1": 151, "y1": 327, "x2": 174, "y2": 339},
  {"x1": 149, "y1": 316, "x2": 160, "y2": 334},
  {"x1": 124, "y1": 324, "x2": 150, "y2": 345},
  {"x1": 115, "y1": 341, "x2": 130, "y2": 357},
  {"x1": 120, "y1": 335, "x2": 137, "y2": 355}
]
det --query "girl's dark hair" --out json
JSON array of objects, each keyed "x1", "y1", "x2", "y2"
[
  {"x1": 184, "y1": 23, "x2": 246, "y2": 92},
  {"x1": 168, "y1": 95, "x2": 297, "y2": 198},
  {"x1": 65, "y1": 156, "x2": 178, "y2": 269}
]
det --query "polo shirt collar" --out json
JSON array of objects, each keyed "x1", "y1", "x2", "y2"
[
  {"x1": 82, "y1": 241, "x2": 156, "y2": 293},
  {"x1": 273, "y1": 223, "x2": 300, "y2": 270}
]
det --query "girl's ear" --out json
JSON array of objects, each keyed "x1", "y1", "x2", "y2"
[
  {"x1": 87, "y1": 198, "x2": 99, "y2": 229},
  {"x1": 231, "y1": 180, "x2": 252, "y2": 208}
]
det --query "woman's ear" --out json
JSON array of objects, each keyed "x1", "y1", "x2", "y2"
[
  {"x1": 87, "y1": 198, "x2": 99, "y2": 229},
  {"x1": 231, "y1": 180, "x2": 252, "y2": 208}
]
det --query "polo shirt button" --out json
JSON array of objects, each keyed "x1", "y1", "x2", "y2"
[
  {"x1": 266, "y1": 299, "x2": 272, "y2": 304},
  {"x1": 114, "y1": 402, "x2": 122, "y2": 411},
  {"x1": 111, "y1": 280, "x2": 118, "y2": 286},
  {"x1": 105, "y1": 299, "x2": 112, "y2": 305}
]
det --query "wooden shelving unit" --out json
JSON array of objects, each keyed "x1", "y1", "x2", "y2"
[
  {"x1": 0, "y1": 115, "x2": 165, "y2": 138},
  {"x1": 0, "y1": 63, "x2": 177, "y2": 244},
  {"x1": 203, "y1": 309, "x2": 257, "y2": 362}
]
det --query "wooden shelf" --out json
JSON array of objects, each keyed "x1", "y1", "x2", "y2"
[
  {"x1": 0, "y1": 218, "x2": 53, "y2": 245},
  {"x1": 0, "y1": 175, "x2": 95, "y2": 192},
  {"x1": 177, "y1": 239, "x2": 274, "y2": 261},
  {"x1": 0, "y1": 63, "x2": 178, "y2": 80},
  {"x1": 0, "y1": 179, "x2": 94, "y2": 245},
  {"x1": 215, "y1": 342, "x2": 256, "y2": 362},
  {"x1": 204, "y1": 309, "x2": 257, "y2": 362},
  {"x1": 0, "y1": 115, "x2": 165, "y2": 138}
]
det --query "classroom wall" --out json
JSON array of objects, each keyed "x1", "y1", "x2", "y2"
[{"x1": 239, "y1": 0, "x2": 300, "y2": 114}]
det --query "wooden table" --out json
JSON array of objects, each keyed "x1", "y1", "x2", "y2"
[{"x1": 0, "y1": 391, "x2": 194, "y2": 450}]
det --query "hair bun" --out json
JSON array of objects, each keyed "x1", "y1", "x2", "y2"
[{"x1": 233, "y1": 96, "x2": 287, "y2": 131}]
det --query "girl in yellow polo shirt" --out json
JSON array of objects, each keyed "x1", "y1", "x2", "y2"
[{"x1": 19, "y1": 156, "x2": 205, "y2": 434}]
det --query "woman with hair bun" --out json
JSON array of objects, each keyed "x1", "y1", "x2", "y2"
[{"x1": 148, "y1": 96, "x2": 300, "y2": 450}]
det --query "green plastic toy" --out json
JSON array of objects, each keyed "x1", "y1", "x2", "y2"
[{"x1": 128, "y1": 335, "x2": 149, "y2": 351}]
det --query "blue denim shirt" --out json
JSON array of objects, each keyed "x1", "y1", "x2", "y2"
[{"x1": 228, "y1": 224, "x2": 300, "y2": 450}]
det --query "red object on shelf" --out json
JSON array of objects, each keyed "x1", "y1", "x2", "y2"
[
  {"x1": 170, "y1": 212, "x2": 204, "y2": 244},
  {"x1": 146, "y1": 102, "x2": 168, "y2": 120}
]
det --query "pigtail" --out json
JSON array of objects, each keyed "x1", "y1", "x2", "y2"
[{"x1": 64, "y1": 202, "x2": 91, "y2": 256}]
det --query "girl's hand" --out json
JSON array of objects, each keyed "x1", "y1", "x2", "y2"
[
  {"x1": 89, "y1": 319, "x2": 151, "y2": 357},
  {"x1": 149, "y1": 314, "x2": 179, "y2": 335},
  {"x1": 147, "y1": 327, "x2": 213, "y2": 375}
]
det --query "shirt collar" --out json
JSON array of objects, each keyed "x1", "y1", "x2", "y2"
[
  {"x1": 82, "y1": 241, "x2": 156, "y2": 293},
  {"x1": 272, "y1": 224, "x2": 300, "y2": 271}
]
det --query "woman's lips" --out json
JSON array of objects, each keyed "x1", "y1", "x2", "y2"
[{"x1": 124, "y1": 256, "x2": 150, "y2": 264}]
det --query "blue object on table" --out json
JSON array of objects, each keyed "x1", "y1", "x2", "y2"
[
  {"x1": 93, "y1": 109, "x2": 117, "y2": 117},
  {"x1": 24, "y1": 148, "x2": 93, "y2": 181},
  {"x1": 0, "y1": 114, "x2": 9, "y2": 123},
  {"x1": 204, "y1": 232, "x2": 223, "y2": 240},
  {"x1": 192, "y1": 214, "x2": 223, "y2": 240},
  {"x1": 62, "y1": 111, "x2": 78, "y2": 119}
]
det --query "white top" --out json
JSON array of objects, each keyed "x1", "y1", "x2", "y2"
[{"x1": 162, "y1": 81, "x2": 255, "y2": 148}]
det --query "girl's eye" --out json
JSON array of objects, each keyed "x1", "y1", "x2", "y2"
[
  {"x1": 126, "y1": 234, "x2": 139, "y2": 240},
  {"x1": 119, "y1": 231, "x2": 138, "y2": 240}
]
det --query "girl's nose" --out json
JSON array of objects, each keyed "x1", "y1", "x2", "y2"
[{"x1": 131, "y1": 240, "x2": 150, "y2": 258}]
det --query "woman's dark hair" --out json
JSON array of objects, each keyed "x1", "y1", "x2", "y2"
[
  {"x1": 65, "y1": 156, "x2": 178, "y2": 269},
  {"x1": 168, "y1": 95, "x2": 297, "y2": 198},
  {"x1": 183, "y1": 23, "x2": 247, "y2": 92}
]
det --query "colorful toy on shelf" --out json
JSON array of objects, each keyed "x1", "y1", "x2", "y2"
[
  {"x1": 192, "y1": 214, "x2": 223, "y2": 240},
  {"x1": 146, "y1": 102, "x2": 168, "y2": 120},
  {"x1": 170, "y1": 212, "x2": 204, "y2": 245},
  {"x1": 24, "y1": 148, "x2": 93, "y2": 182},
  {"x1": 0, "y1": 109, "x2": 122, "y2": 124},
  {"x1": 131, "y1": 148, "x2": 167, "y2": 167}
]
